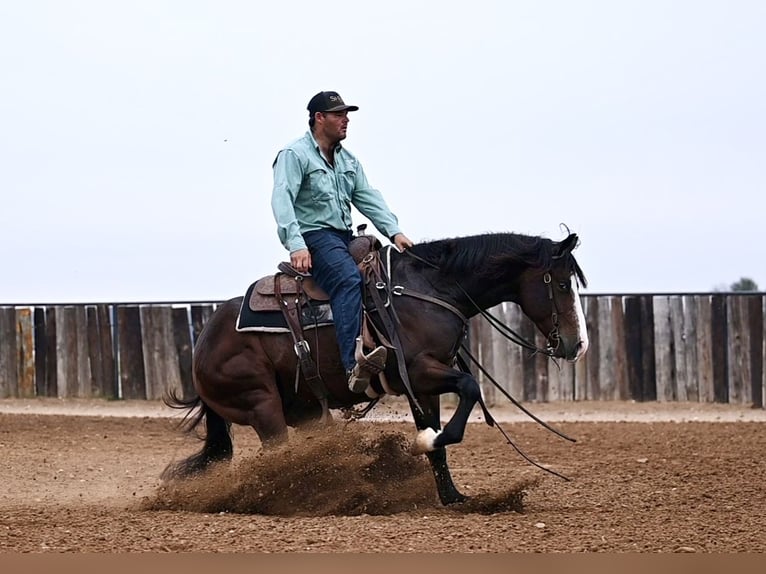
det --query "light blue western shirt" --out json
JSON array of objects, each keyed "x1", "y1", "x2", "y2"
[{"x1": 271, "y1": 131, "x2": 402, "y2": 253}]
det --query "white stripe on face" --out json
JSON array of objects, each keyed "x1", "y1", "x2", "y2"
[{"x1": 570, "y1": 279, "x2": 589, "y2": 359}]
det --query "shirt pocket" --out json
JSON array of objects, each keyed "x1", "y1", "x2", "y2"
[{"x1": 306, "y1": 168, "x2": 332, "y2": 202}]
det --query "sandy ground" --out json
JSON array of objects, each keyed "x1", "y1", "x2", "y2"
[
  {"x1": 1, "y1": 398, "x2": 764, "y2": 553},
  {"x1": 1, "y1": 396, "x2": 764, "y2": 422}
]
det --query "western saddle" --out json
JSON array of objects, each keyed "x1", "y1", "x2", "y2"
[{"x1": 252, "y1": 231, "x2": 383, "y2": 422}]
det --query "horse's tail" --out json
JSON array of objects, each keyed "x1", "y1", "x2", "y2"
[{"x1": 160, "y1": 390, "x2": 233, "y2": 480}]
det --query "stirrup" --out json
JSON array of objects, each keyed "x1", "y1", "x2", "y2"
[{"x1": 348, "y1": 340, "x2": 387, "y2": 393}]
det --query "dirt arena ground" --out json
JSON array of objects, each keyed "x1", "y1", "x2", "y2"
[{"x1": 1, "y1": 398, "x2": 764, "y2": 553}]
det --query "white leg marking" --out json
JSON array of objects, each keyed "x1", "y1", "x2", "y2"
[
  {"x1": 571, "y1": 280, "x2": 589, "y2": 359},
  {"x1": 411, "y1": 428, "x2": 441, "y2": 455}
]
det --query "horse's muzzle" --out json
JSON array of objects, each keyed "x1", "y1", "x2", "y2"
[{"x1": 556, "y1": 337, "x2": 588, "y2": 362}]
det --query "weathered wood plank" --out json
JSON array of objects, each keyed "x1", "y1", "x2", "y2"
[
  {"x1": 611, "y1": 296, "x2": 629, "y2": 399},
  {"x1": 726, "y1": 296, "x2": 749, "y2": 404},
  {"x1": 748, "y1": 295, "x2": 763, "y2": 408},
  {"x1": 695, "y1": 296, "x2": 715, "y2": 402},
  {"x1": 489, "y1": 304, "x2": 520, "y2": 407},
  {"x1": 86, "y1": 306, "x2": 105, "y2": 397},
  {"x1": 34, "y1": 307, "x2": 49, "y2": 396},
  {"x1": 670, "y1": 297, "x2": 689, "y2": 402},
  {"x1": 521, "y1": 315, "x2": 537, "y2": 401},
  {"x1": 623, "y1": 295, "x2": 656, "y2": 401},
  {"x1": 16, "y1": 308, "x2": 35, "y2": 397},
  {"x1": 44, "y1": 306, "x2": 58, "y2": 397},
  {"x1": 0, "y1": 307, "x2": 18, "y2": 398},
  {"x1": 762, "y1": 295, "x2": 766, "y2": 408},
  {"x1": 98, "y1": 305, "x2": 117, "y2": 398},
  {"x1": 116, "y1": 306, "x2": 146, "y2": 399},
  {"x1": 653, "y1": 296, "x2": 675, "y2": 401},
  {"x1": 624, "y1": 296, "x2": 644, "y2": 400},
  {"x1": 710, "y1": 294, "x2": 728, "y2": 403},
  {"x1": 74, "y1": 306, "x2": 91, "y2": 397},
  {"x1": 141, "y1": 306, "x2": 164, "y2": 400},
  {"x1": 55, "y1": 306, "x2": 78, "y2": 398},
  {"x1": 597, "y1": 296, "x2": 628, "y2": 400},
  {"x1": 486, "y1": 304, "x2": 508, "y2": 406},
  {"x1": 142, "y1": 305, "x2": 184, "y2": 401},
  {"x1": 583, "y1": 296, "x2": 600, "y2": 400},
  {"x1": 172, "y1": 306, "x2": 195, "y2": 399},
  {"x1": 505, "y1": 303, "x2": 525, "y2": 401},
  {"x1": 558, "y1": 362, "x2": 576, "y2": 401},
  {"x1": 639, "y1": 296, "x2": 657, "y2": 401},
  {"x1": 682, "y1": 296, "x2": 699, "y2": 402}
]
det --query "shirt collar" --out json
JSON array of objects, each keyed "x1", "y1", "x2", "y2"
[{"x1": 307, "y1": 130, "x2": 342, "y2": 155}]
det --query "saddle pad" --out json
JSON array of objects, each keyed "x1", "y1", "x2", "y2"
[{"x1": 236, "y1": 281, "x2": 334, "y2": 333}]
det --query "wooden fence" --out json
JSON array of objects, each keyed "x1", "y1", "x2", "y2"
[{"x1": 0, "y1": 294, "x2": 764, "y2": 407}]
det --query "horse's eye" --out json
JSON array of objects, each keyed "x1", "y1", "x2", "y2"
[{"x1": 558, "y1": 281, "x2": 570, "y2": 292}]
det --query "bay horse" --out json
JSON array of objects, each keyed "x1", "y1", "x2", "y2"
[{"x1": 163, "y1": 231, "x2": 588, "y2": 505}]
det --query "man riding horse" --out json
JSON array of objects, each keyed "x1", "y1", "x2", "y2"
[
  {"x1": 270, "y1": 90, "x2": 414, "y2": 395},
  {"x1": 161, "y1": 91, "x2": 589, "y2": 506}
]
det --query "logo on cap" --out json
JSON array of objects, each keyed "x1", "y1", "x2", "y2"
[{"x1": 307, "y1": 91, "x2": 359, "y2": 114}]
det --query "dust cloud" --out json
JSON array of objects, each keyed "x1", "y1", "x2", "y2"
[{"x1": 144, "y1": 427, "x2": 531, "y2": 516}]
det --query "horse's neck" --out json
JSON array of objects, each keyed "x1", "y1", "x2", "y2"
[
  {"x1": 395, "y1": 257, "x2": 522, "y2": 317},
  {"x1": 454, "y1": 274, "x2": 521, "y2": 314}
]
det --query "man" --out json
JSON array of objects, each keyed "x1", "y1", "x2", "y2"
[{"x1": 271, "y1": 91, "x2": 413, "y2": 394}]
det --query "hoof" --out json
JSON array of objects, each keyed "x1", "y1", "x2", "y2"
[
  {"x1": 410, "y1": 428, "x2": 441, "y2": 455},
  {"x1": 442, "y1": 493, "x2": 469, "y2": 505}
]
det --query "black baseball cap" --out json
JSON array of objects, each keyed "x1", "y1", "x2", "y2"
[{"x1": 307, "y1": 91, "x2": 359, "y2": 114}]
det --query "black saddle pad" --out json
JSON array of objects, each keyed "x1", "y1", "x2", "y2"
[{"x1": 236, "y1": 281, "x2": 334, "y2": 333}]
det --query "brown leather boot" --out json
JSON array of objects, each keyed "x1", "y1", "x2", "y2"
[{"x1": 347, "y1": 345, "x2": 387, "y2": 393}]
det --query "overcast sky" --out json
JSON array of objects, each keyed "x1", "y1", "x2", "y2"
[{"x1": 1, "y1": 0, "x2": 764, "y2": 303}]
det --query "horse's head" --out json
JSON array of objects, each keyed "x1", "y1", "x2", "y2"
[{"x1": 517, "y1": 233, "x2": 589, "y2": 362}]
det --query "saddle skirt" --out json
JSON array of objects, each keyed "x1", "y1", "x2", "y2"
[
  {"x1": 236, "y1": 232, "x2": 382, "y2": 332},
  {"x1": 249, "y1": 273, "x2": 329, "y2": 312}
]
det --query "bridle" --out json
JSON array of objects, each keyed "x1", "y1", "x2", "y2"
[{"x1": 542, "y1": 271, "x2": 562, "y2": 355}]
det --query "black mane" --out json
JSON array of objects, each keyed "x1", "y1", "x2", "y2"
[{"x1": 407, "y1": 232, "x2": 587, "y2": 286}]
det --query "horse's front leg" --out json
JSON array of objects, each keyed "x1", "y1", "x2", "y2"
[
  {"x1": 405, "y1": 359, "x2": 482, "y2": 505},
  {"x1": 406, "y1": 393, "x2": 467, "y2": 505},
  {"x1": 409, "y1": 362, "x2": 481, "y2": 454}
]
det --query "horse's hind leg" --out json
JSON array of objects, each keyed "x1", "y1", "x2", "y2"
[{"x1": 247, "y1": 387, "x2": 290, "y2": 448}]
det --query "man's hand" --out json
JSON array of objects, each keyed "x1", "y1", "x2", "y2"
[
  {"x1": 290, "y1": 248, "x2": 312, "y2": 273},
  {"x1": 392, "y1": 233, "x2": 414, "y2": 252}
]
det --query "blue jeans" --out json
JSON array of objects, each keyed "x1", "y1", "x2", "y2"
[{"x1": 303, "y1": 229, "x2": 362, "y2": 372}]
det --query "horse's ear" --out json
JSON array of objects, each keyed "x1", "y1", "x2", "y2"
[{"x1": 552, "y1": 233, "x2": 579, "y2": 259}]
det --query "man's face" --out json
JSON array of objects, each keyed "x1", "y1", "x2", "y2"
[{"x1": 318, "y1": 110, "x2": 350, "y2": 142}]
